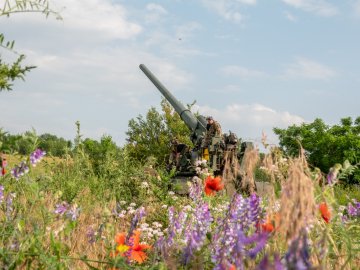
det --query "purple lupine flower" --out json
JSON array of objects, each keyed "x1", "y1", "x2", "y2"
[
  {"x1": 347, "y1": 203, "x2": 358, "y2": 217},
  {"x1": 30, "y1": 149, "x2": 46, "y2": 167},
  {"x1": 162, "y1": 207, "x2": 187, "y2": 248},
  {"x1": 212, "y1": 195, "x2": 244, "y2": 269},
  {"x1": 245, "y1": 232, "x2": 268, "y2": 259},
  {"x1": 0, "y1": 185, "x2": 4, "y2": 204},
  {"x1": 86, "y1": 227, "x2": 96, "y2": 244},
  {"x1": 326, "y1": 164, "x2": 341, "y2": 185},
  {"x1": 112, "y1": 202, "x2": 123, "y2": 217},
  {"x1": 6, "y1": 192, "x2": 16, "y2": 219},
  {"x1": 284, "y1": 230, "x2": 312, "y2": 270},
  {"x1": 54, "y1": 201, "x2": 80, "y2": 221},
  {"x1": 126, "y1": 206, "x2": 146, "y2": 241},
  {"x1": 123, "y1": 233, "x2": 134, "y2": 261},
  {"x1": 257, "y1": 255, "x2": 270, "y2": 270},
  {"x1": 212, "y1": 194, "x2": 266, "y2": 269},
  {"x1": 174, "y1": 211, "x2": 188, "y2": 233},
  {"x1": 66, "y1": 204, "x2": 80, "y2": 221},
  {"x1": 326, "y1": 172, "x2": 336, "y2": 185},
  {"x1": 227, "y1": 230, "x2": 268, "y2": 268},
  {"x1": 353, "y1": 199, "x2": 360, "y2": 209},
  {"x1": 182, "y1": 203, "x2": 212, "y2": 265},
  {"x1": 247, "y1": 193, "x2": 261, "y2": 226},
  {"x1": 341, "y1": 214, "x2": 349, "y2": 223},
  {"x1": 188, "y1": 179, "x2": 203, "y2": 203},
  {"x1": 164, "y1": 206, "x2": 177, "y2": 247},
  {"x1": 256, "y1": 254, "x2": 284, "y2": 270},
  {"x1": 156, "y1": 203, "x2": 212, "y2": 266},
  {"x1": 11, "y1": 161, "x2": 29, "y2": 180},
  {"x1": 54, "y1": 202, "x2": 69, "y2": 215}
]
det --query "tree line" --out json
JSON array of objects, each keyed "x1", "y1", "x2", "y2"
[{"x1": 1, "y1": 111, "x2": 359, "y2": 184}]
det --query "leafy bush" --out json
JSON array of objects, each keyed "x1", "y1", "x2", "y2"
[
  {"x1": 125, "y1": 99, "x2": 192, "y2": 166},
  {"x1": 274, "y1": 117, "x2": 360, "y2": 184}
]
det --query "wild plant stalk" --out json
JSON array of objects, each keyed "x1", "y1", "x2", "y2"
[
  {"x1": 239, "y1": 146, "x2": 259, "y2": 195},
  {"x1": 277, "y1": 153, "x2": 316, "y2": 243}
]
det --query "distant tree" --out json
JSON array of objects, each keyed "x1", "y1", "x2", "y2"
[
  {"x1": 0, "y1": 128, "x2": 8, "y2": 149},
  {"x1": 0, "y1": 131, "x2": 21, "y2": 154},
  {"x1": 274, "y1": 117, "x2": 360, "y2": 183},
  {"x1": 83, "y1": 135, "x2": 121, "y2": 176},
  {"x1": 38, "y1": 133, "x2": 72, "y2": 156},
  {"x1": 0, "y1": 128, "x2": 71, "y2": 156},
  {"x1": 17, "y1": 129, "x2": 40, "y2": 155},
  {"x1": 0, "y1": 0, "x2": 61, "y2": 91},
  {"x1": 125, "y1": 99, "x2": 192, "y2": 165}
]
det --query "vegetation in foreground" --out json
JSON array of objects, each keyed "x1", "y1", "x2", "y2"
[{"x1": 0, "y1": 124, "x2": 359, "y2": 269}]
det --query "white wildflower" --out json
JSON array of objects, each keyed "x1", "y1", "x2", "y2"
[{"x1": 141, "y1": 181, "x2": 149, "y2": 188}]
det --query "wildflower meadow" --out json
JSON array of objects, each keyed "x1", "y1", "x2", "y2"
[
  {"x1": 2, "y1": 1, "x2": 360, "y2": 269},
  {"x1": 0, "y1": 130, "x2": 359, "y2": 270}
]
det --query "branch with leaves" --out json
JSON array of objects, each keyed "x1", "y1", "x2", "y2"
[
  {"x1": 0, "y1": 0, "x2": 62, "y2": 19},
  {"x1": 0, "y1": 0, "x2": 61, "y2": 91}
]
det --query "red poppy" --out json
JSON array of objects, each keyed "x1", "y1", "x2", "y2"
[
  {"x1": 261, "y1": 216, "x2": 275, "y2": 233},
  {"x1": 113, "y1": 232, "x2": 130, "y2": 257},
  {"x1": 319, "y1": 202, "x2": 331, "y2": 223},
  {"x1": 129, "y1": 230, "x2": 151, "y2": 263},
  {"x1": 261, "y1": 222, "x2": 274, "y2": 233},
  {"x1": 204, "y1": 176, "x2": 224, "y2": 196},
  {"x1": 229, "y1": 265, "x2": 236, "y2": 270},
  {"x1": 113, "y1": 230, "x2": 151, "y2": 264}
]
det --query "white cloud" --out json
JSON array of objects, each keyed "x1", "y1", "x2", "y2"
[
  {"x1": 60, "y1": 0, "x2": 142, "y2": 39},
  {"x1": 283, "y1": 57, "x2": 336, "y2": 80},
  {"x1": 354, "y1": 0, "x2": 360, "y2": 16},
  {"x1": 193, "y1": 103, "x2": 304, "y2": 145},
  {"x1": 201, "y1": 0, "x2": 256, "y2": 23},
  {"x1": 143, "y1": 23, "x2": 210, "y2": 58},
  {"x1": 176, "y1": 22, "x2": 202, "y2": 40},
  {"x1": 284, "y1": 11, "x2": 298, "y2": 22},
  {"x1": 3, "y1": 0, "x2": 142, "y2": 40},
  {"x1": 281, "y1": 0, "x2": 338, "y2": 16},
  {"x1": 145, "y1": 3, "x2": 168, "y2": 23},
  {"x1": 220, "y1": 65, "x2": 267, "y2": 79},
  {"x1": 23, "y1": 46, "x2": 192, "y2": 95},
  {"x1": 237, "y1": 0, "x2": 257, "y2": 4},
  {"x1": 146, "y1": 3, "x2": 168, "y2": 13}
]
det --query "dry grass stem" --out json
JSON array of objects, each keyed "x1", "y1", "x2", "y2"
[
  {"x1": 239, "y1": 146, "x2": 259, "y2": 194},
  {"x1": 278, "y1": 155, "x2": 316, "y2": 243},
  {"x1": 222, "y1": 150, "x2": 240, "y2": 197}
]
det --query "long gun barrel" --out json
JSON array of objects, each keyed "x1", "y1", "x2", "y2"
[{"x1": 139, "y1": 64, "x2": 206, "y2": 140}]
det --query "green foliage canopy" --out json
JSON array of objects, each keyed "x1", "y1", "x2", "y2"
[
  {"x1": 38, "y1": 133, "x2": 72, "y2": 156},
  {"x1": 0, "y1": 128, "x2": 72, "y2": 156},
  {"x1": 82, "y1": 135, "x2": 122, "y2": 177},
  {"x1": 125, "y1": 99, "x2": 192, "y2": 165},
  {"x1": 273, "y1": 117, "x2": 360, "y2": 183}
]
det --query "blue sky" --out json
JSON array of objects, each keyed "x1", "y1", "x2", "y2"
[{"x1": 1, "y1": 0, "x2": 360, "y2": 147}]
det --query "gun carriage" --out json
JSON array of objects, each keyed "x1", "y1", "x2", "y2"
[{"x1": 139, "y1": 64, "x2": 253, "y2": 194}]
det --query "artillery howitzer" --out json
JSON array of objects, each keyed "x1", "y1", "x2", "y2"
[{"x1": 139, "y1": 64, "x2": 254, "y2": 195}]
